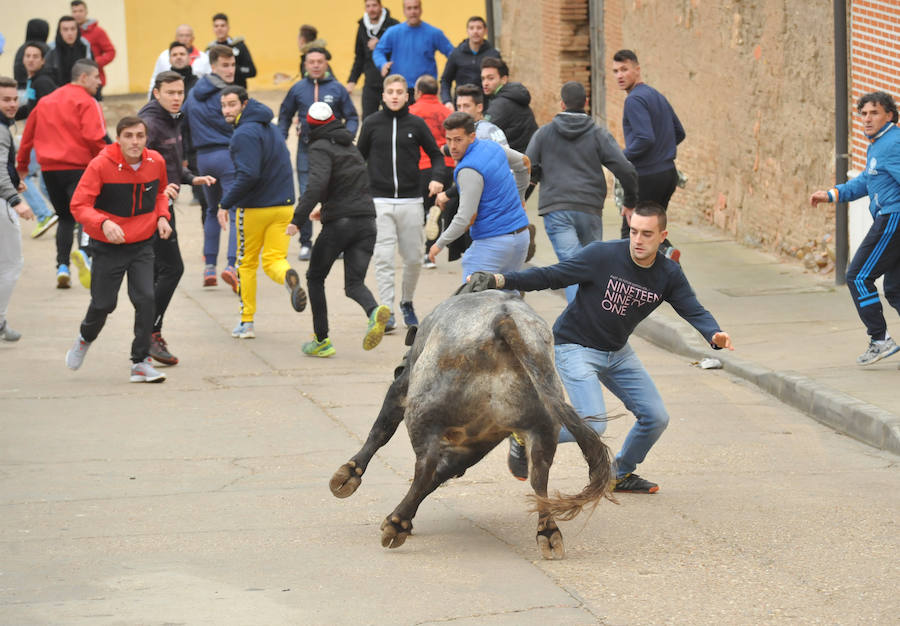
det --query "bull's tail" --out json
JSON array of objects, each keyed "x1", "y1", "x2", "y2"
[{"x1": 492, "y1": 312, "x2": 616, "y2": 522}]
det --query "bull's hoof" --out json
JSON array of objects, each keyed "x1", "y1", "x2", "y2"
[
  {"x1": 329, "y1": 461, "x2": 363, "y2": 498},
  {"x1": 380, "y1": 515, "x2": 413, "y2": 549},
  {"x1": 536, "y1": 525, "x2": 565, "y2": 560}
]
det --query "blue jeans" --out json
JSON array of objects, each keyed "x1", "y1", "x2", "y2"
[
  {"x1": 543, "y1": 210, "x2": 603, "y2": 302},
  {"x1": 460, "y1": 229, "x2": 530, "y2": 283},
  {"x1": 295, "y1": 143, "x2": 312, "y2": 247},
  {"x1": 554, "y1": 342, "x2": 669, "y2": 478},
  {"x1": 22, "y1": 149, "x2": 53, "y2": 221}
]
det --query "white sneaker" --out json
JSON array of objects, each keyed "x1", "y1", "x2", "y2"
[
  {"x1": 425, "y1": 205, "x2": 442, "y2": 240},
  {"x1": 130, "y1": 357, "x2": 166, "y2": 383},
  {"x1": 0, "y1": 321, "x2": 21, "y2": 342},
  {"x1": 857, "y1": 337, "x2": 900, "y2": 365},
  {"x1": 65, "y1": 335, "x2": 92, "y2": 370},
  {"x1": 298, "y1": 245, "x2": 311, "y2": 261}
]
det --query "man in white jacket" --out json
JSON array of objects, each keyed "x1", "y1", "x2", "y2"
[{"x1": 147, "y1": 25, "x2": 210, "y2": 98}]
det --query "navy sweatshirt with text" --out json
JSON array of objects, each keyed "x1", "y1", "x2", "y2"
[{"x1": 503, "y1": 239, "x2": 720, "y2": 351}]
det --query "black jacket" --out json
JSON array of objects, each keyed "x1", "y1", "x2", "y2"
[
  {"x1": 357, "y1": 104, "x2": 446, "y2": 198},
  {"x1": 138, "y1": 98, "x2": 194, "y2": 188},
  {"x1": 484, "y1": 82, "x2": 538, "y2": 152},
  {"x1": 14, "y1": 19, "x2": 51, "y2": 88},
  {"x1": 207, "y1": 38, "x2": 256, "y2": 88},
  {"x1": 292, "y1": 120, "x2": 375, "y2": 228},
  {"x1": 440, "y1": 39, "x2": 501, "y2": 104},
  {"x1": 15, "y1": 66, "x2": 58, "y2": 120},
  {"x1": 46, "y1": 25, "x2": 92, "y2": 86},
  {"x1": 347, "y1": 10, "x2": 400, "y2": 89}
]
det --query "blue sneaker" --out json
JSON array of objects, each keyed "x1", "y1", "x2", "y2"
[
  {"x1": 56, "y1": 264, "x2": 71, "y2": 289},
  {"x1": 399, "y1": 301, "x2": 418, "y2": 327},
  {"x1": 231, "y1": 321, "x2": 255, "y2": 339}
]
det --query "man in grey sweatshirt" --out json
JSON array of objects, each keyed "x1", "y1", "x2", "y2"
[{"x1": 526, "y1": 81, "x2": 638, "y2": 301}]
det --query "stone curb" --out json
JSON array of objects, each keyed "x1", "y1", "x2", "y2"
[{"x1": 634, "y1": 312, "x2": 900, "y2": 456}]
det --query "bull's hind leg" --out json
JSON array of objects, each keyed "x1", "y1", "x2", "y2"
[
  {"x1": 382, "y1": 439, "x2": 500, "y2": 549},
  {"x1": 529, "y1": 427, "x2": 565, "y2": 560},
  {"x1": 330, "y1": 375, "x2": 408, "y2": 498}
]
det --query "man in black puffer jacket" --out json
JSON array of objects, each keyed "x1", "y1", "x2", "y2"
[
  {"x1": 288, "y1": 102, "x2": 391, "y2": 358},
  {"x1": 481, "y1": 57, "x2": 537, "y2": 152}
]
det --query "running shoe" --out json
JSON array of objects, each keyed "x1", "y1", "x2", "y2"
[
  {"x1": 422, "y1": 254, "x2": 436, "y2": 270},
  {"x1": 857, "y1": 337, "x2": 899, "y2": 365},
  {"x1": 203, "y1": 264, "x2": 217, "y2": 287},
  {"x1": 424, "y1": 205, "x2": 441, "y2": 240},
  {"x1": 298, "y1": 245, "x2": 311, "y2": 261},
  {"x1": 149, "y1": 332, "x2": 178, "y2": 365},
  {"x1": 57, "y1": 264, "x2": 71, "y2": 289},
  {"x1": 302, "y1": 335, "x2": 336, "y2": 357},
  {"x1": 30, "y1": 214, "x2": 58, "y2": 239},
  {"x1": 363, "y1": 305, "x2": 391, "y2": 351},
  {"x1": 130, "y1": 357, "x2": 167, "y2": 383},
  {"x1": 70, "y1": 249, "x2": 91, "y2": 289},
  {"x1": 0, "y1": 321, "x2": 22, "y2": 342},
  {"x1": 231, "y1": 321, "x2": 255, "y2": 339},
  {"x1": 507, "y1": 434, "x2": 528, "y2": 481},
  {"x1": 284, "y1": 268, "x2": 307, "y2": 312},
  {"x1": 399, "y1": 301, "x2": 418, "y2": 327},
  {"x1": 65, "y1": 335, "x2": 92, "y2": 370},
  {"x1": 614, "y1": 473, "x2": 659, "y2": 494},
  {"x1": 221, "y1": 265, "x2": 238, "y2": 293}
]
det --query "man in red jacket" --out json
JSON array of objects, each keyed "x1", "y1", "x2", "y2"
[
  {"x1": 70, "y1": 0, "x2": 115, "y2": 100},
  {"x1": 65, "y1": 116, "x2": 173, "y2": 383},
  {"x1": 17, "y1": 58, "x2": 107, "y2": 290}
]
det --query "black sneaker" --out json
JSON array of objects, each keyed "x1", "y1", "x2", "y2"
[
  {"x1": 507, "y1": 434, "x2": 528, "y2": 481},
  {"x1": 284, "y1": 268, "x2": 307, "y2": 312},
  {"x1": 614, "y1": 473, "x2": 659, "y2": 494}
]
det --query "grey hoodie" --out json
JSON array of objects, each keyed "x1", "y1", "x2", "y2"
[{"x1": 526, "y1": 111, "x2": 638, "y2": 216}]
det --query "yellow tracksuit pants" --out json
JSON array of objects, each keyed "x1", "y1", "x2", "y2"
[{"x1": 235, "y1": 205, "x2": 293, "y2": 322}]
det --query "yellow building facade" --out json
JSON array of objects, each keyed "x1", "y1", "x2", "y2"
[{"x1": 1, "y1": 1, "x2": 486, "y2": 94}]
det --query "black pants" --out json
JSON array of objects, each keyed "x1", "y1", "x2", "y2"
[
  {"x1": 846, "y1": 212, "x2": 900, "y2": 340},
  {"x1": 80, "y1": 238, "x2": 155, "y2": 363},
  {"x1": 306, "y1": 216, "x2": 378, "y2": 340},
  {"x1": 361, "y1": 83, "x2": 382, "y2": 120},
  {"x1": 153, "y1": 205, "x2": 183, "y2": 332},
  {"x1": 620, "y1": 166, "x2": 679, "y2": 238},
  {"x1": 43, "y1": 169, "x2": 87, "y2": 267}
]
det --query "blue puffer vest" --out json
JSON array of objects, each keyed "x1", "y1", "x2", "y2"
[{"x1": 454, "y1": 139, "x2": 527, "y2": 240}]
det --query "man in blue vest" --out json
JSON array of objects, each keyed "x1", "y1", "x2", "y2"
[{"x1": 427, "y1": 112, "x2": 530, "y2": 281}]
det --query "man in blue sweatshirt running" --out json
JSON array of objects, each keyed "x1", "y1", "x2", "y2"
[
  {"x1": 467, "y1": 202, "x2": 733, "y2": 492},
  {"x1": 810, "y1": 91, "x2": 900, "y2": 366}
]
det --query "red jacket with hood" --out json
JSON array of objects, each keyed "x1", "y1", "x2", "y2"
[
  {"x1": 71, "y1": 142, "x2": 170, "y2": 244},
  {"x1": 16, "y1": 83, "x2": 107, "y2": 172},
  {"x1": 80, "y1": 20, "x2": 116, "y2": 86}
]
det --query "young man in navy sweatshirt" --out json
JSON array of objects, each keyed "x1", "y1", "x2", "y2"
[{"x1": 467, "y1": 202, "x2": 733, "y2": 492}]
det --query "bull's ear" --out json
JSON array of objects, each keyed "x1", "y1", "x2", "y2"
[{"x1": 405, "y1": 325, "x2": 418, "y2": 346}]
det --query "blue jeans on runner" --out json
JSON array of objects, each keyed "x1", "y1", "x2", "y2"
[
  {"x1": 296, "y1": 143, "x2": 313, "y2": 248},
  {"x1": 197, "y1": 148, "x2": 237, "y2": 267},
  {"x1": 543, "y1": 209, "x2": 604, "y2": 302},
  {"x1": 460, "y1": 229, "x2": 530, "y2": 283},
  {"x1": 22, "y1": 149, "x2": 53, "y2": 221},
  {"x1": 554, "y1": 342, "x2": 669, "y2": 478}
]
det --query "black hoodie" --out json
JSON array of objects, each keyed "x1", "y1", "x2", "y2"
[
  {"x1": 15, "y1": 65, "x2": 58, "y2": 120},
  {"x1": 46, "y1": 20, "x2": 92, "y2": 85},
  {"x1": 440, "y1": 39, "x2": 501, "y2": 103},
  {"x1": 357, "y1": 104, "x2": 445, "y2": 198},
  {"x1": 291, "y1": 120, "x2": 376, "y2": 228},
  {"x1": 484, "y1": 82, "x2": 538, "y2": 152},
  {"x1": 14, "y1": 19, "x2": 51, "y2": 88}
]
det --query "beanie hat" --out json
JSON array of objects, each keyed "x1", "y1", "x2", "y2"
[{"x1": 307, "y1": 101, "x2": 335, "y2": 126}]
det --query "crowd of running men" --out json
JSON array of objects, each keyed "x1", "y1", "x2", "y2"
[{"x1": 6, "y1": 0, "x2": 897, "y2": 494}]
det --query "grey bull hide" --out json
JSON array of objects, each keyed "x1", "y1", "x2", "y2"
[{"x1": 329, "y1": 290, "x2": 615, "y2": 559}]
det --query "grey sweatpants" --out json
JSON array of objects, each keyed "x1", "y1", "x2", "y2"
[
  {"x1": 0, "y1": 198, "x2": 24, "y2": 326},
  {"x1": 373, "y1": 198, "x2": 425, "y2": 311}
]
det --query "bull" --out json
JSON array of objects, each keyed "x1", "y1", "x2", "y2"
[{"x1": 328, "y1": 290, "x2": 615, "y2": 559}]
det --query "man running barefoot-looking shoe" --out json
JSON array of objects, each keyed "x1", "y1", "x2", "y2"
[
  {"x1": 466, "y1": 202, "x2": 734, "y2": 491},
  {"x1": 218, "y1": 86, "x2": 306, "y2": 339},
  {"x1": 287, "y1": 102, "x2": 390, "y2": 357},
  {"x1": 65, "y1": 116, "x2": 172, "y2": 383},
  {"x1": 810, "y1": 91, "x2": 900, "y2": 366}
]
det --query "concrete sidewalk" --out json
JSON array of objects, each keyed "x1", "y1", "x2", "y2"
[{"x1": 527, "y1": 207, "x2": 900, "y2": 455}]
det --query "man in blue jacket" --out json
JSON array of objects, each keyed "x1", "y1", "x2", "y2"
[
  {"x1": 218, "y1": 86, "x2": 306, "y2": 340},
  {"x1": 372, "y1": 0, "x2": 453, "y2": 99},
  {"x1": 278, "y1": 47, "x2": 358, "y2": 261},
  {"x1": 183, "y1": 44, "x2": 237, "y2": 289},
  {"x1": 811, "y1": 91, "x2": 900, "y2": 366},
  {"x1": 466, "y1": 202, "x2": 734, "y2": 490}
]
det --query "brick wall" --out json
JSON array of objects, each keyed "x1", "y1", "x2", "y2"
[{"x1": 849, "y1": 0, "x2": 900, "y2": 171}]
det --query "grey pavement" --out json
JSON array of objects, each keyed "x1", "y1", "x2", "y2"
[{"x1": 1, "y1": 190, "x2": 898, "y2": 624}]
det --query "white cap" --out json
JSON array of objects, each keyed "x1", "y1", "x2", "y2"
[{"x1": 308, "y1": 101, "x2": 334, "y2": 122}]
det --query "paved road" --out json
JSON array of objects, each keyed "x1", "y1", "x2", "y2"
[{"x1": 2, "y1": 189, "x2": 899, "y2": 624}]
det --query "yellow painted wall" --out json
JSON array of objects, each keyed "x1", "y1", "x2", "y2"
[
  {"x1": 123, "y1": 0, "x2": 486, "y2": 94},
  {"x1": 1, "y1": 0, "x2": 130, "y2": 95}
]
